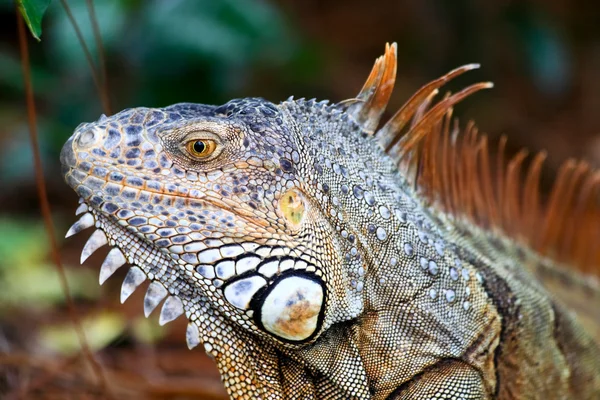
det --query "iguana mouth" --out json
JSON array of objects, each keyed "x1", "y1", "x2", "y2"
[{"x1": 62, "y1": 162, "x2": 269, "y2": 230}]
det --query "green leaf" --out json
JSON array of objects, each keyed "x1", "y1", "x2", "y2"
[{"x1": 16, "y1": 0, "x2": 51, "y2": 41}]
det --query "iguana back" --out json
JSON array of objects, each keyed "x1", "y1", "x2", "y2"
[{"x1": 60, "y1": 43, "x2": 600, "y2": 399}]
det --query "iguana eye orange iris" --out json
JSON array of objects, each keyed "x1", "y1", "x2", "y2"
[{"x1": 186, "y1": 139, "x2": 217, "y2": 158}]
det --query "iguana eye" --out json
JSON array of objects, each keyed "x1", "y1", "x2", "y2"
[{"x1": 186, "y1": 139, "x2": 217, "y2": 158}]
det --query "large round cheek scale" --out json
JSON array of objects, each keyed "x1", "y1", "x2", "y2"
[{"x1": 260, "y1": 275, "x2": 324, "y2": 341}]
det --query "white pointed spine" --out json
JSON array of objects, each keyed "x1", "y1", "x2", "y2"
[
  {"x1": 120, "y1": 266, "x2": 146, "y2": 303},
  {"x1": 75, "y1": 203, "x2": 88, "y2": 215},
  {"x1": 80, "y1": 229, "x2": 108, "y2": 264},
  {"x1": 158, "y1": 296, "x2": 184, "y2": 325},
  {"x1": 65, "y1": 213, "x2": 94, "y2": 238},
  {"x1": 143, "y1": 281, "x2": 168, "y2": 317},
  {"x1": 186, "y1": 322, "x2": 200, "y2": 349},
  {"x1": 99, "y1": 248, "x2": 126, "y2": 284}
]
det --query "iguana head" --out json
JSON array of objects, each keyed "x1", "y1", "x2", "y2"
[
  {"x1": 60, "y1": 91, "x2": 377, "y2": 395},
  {"x1": 60, "y1": 95, "x2": 360, "y2": 336},
  {"x1": 61, "y1": 44, "x2": 489, "y2": 397}
]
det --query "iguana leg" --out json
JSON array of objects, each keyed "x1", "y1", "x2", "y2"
[{"x1": 387, "y1": 360, "x2": 491, "y2": 400}]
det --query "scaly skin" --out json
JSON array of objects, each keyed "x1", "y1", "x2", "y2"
[{"x1": 61, "y1": 51, "x2": 600, "y2": 398}]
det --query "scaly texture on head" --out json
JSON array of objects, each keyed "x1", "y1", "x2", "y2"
[
  {"x1": 61, "y1": 44, "x2": 600, "y2": 399},
  {"x1": 61, "y1": 96, "x2": 386, "y2": 397}
]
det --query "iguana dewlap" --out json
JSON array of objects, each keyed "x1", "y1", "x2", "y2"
[{"x1": 60, "y1": 43, "x2": 600, "y2": 399}]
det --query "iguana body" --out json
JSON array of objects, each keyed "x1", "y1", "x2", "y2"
[{"x1": 60, "y1": 44, "x2": 600, "y2": 399}]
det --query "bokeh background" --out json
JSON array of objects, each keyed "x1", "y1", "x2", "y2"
[{"x1": 1, "y1": 0, "x2": 599, "y2": 398}]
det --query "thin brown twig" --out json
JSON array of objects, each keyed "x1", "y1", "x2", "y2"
[
  {"x1": 85, "y1": 0, "x2": 111, "y2": 114},
  {"x1": 58, "y1": 0, "x2": 111, "y2": 114},
  {"x1": 15, "y1": 7, "x2": 113, "y2": 398}
]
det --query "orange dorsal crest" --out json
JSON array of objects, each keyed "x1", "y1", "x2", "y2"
[{"x1": 346, "y1": 43, "x2": 600, "y2": 273}]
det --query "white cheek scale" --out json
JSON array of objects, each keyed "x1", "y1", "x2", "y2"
[{"x1": 260, "y1": 275, "x2": 324, "y2": 342}]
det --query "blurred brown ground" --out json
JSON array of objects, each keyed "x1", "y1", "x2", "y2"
[{"x1": 0, "y1": 0, "x2": 599, "y2": 398}]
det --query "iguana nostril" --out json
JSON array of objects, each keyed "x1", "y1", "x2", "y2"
[{"x1": 77, "y1": 129, "x2": 97, "y2": 147}]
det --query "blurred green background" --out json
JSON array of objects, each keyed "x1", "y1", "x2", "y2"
[{"x1": 1, "y1": 0, "x2": 599, "y2": 398}]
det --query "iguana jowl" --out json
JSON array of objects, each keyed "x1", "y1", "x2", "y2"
[{"x1": 60, "y1": 43, "x2": 600, "y2": 399}]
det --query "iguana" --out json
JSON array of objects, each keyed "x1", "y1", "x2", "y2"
[{"x1": 60, "y1": 43, "x2": 600, "y2": 399}]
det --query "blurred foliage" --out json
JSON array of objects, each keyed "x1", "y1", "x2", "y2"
[
  {"x1": 0, "y1": 217, "x2": 98, "y2": 306},
  {"x1": 38, "y1": 312, "x2": 166, "y2": 355},
  {"x1": 39, "y1": 311, "x2": 125, "y2": 355}
]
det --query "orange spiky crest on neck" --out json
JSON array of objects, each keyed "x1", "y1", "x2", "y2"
[{"x1": 347, "y1": 43, "x2": 600, "y2": 274}]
